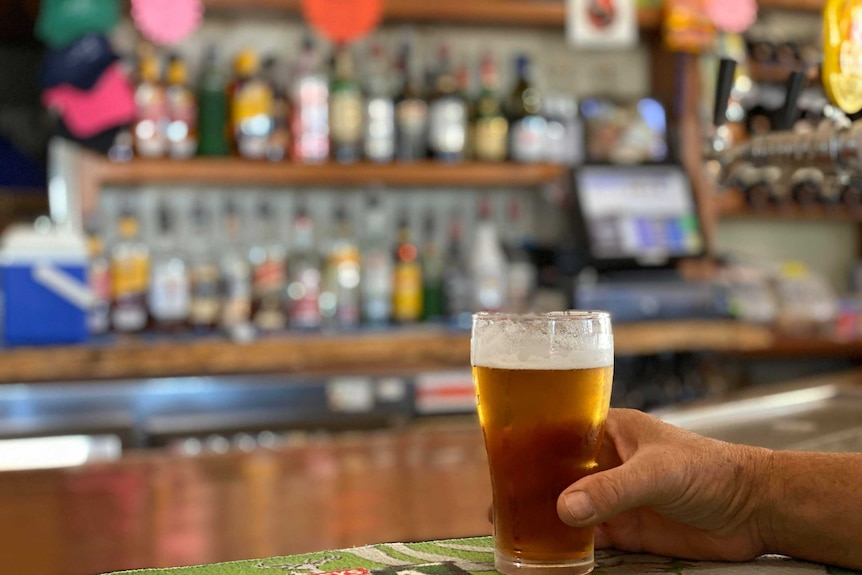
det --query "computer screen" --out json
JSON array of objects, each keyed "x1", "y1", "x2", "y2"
[{"x1": 573, "y1": 164, "x2": 704, "y2": 267}]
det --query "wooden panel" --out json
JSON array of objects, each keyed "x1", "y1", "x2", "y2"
[
  {"x1": 201, "y1": 0, "x2": 664, "y2": 29},
  {"x1": 0, "y1": 423, "x2": 491, "y2": 575},
  {"x1": 716, "y1": 189, "x2": 862, "y2": 222},
  {"x1": 82, "y1": 155, "x2": 567, "y2": 189},
  {"x1": 0, "y1": 322, "x2": 775, "y2": 384},
  {"x1": 757, "y1": 0, "x2": 824, "y2": 10}
]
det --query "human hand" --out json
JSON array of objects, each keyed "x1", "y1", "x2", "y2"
[{"x1": 556, "y1": 408, "x2": 773, "y2": 562}]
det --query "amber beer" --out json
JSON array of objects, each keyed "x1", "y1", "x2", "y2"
[{"x1": 472, "y1": 312, "x2": 613, "y2": 575}]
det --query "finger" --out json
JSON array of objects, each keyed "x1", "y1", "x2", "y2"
[
  {"x1": 487, "y1": 506, "x2": 493, "y2": 524},
  {"x1": 557, "y1": 452, "x2": 671, "y2": 528}
]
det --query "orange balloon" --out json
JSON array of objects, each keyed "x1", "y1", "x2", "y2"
[{"x1": 302, "y1": 0, "x2": 382, "y2": 44}]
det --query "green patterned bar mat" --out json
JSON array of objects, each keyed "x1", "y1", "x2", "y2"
[{"x1": 107, "y1": 536, "x2": 861, "y2": 575}]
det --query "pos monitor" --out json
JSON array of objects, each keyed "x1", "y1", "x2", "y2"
[{"x1": 571, "y1": 164, "x2": 705, "y2": 271}]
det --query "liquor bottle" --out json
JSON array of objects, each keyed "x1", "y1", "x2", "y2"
[
  {"x1": 197, "y1": 46, "x2": 231, "y2": 157},
  {"x1": 456, "y1": 61, "x2": 475, "y2": 160},
  {"x1": 290, "y1": 36, "x2": 330, "y2": 163},
  {"x1": 363, "y1": 42, "x2": 396, "y2": 163},
  {"x1": 231, "y1": 49, "x2": 273, "y2": 160},
  {"x1": 421, "y1": 211, "x2": 446, "y2": 321},
  {"x1": 133, "y1": 48, "x2": 167, "y2": 158},
  {"x1": 329, "y1": 46, "x2": 363, "y2": 164},
  {"x1": 394, "y1": 42, "x2": 429, "y2": 162},
  {"x1": 219, "y1": 199, "x2": 253, "y2": 335},
  {"x1": 392, "y1": 210, "x2": 423, "y2": 323},
  {"x1": 286, "y1": 200, "x2": 323, "y2": 331},
  {"x1": 442, "y1": 212, "x2": 473, "y2": 329},
  {"x1": 85, "y1": 216, "x2": 111, "y2": 335},
  {"x1": 165, "y1": 54, "x2": 198, "y2": 159},
  {"x1": 250, "y1": 199, "x2": 287, "y2": 332},
  {"x1": 110, "y1": 205, "x2": 150, "y2": 333},
  {"x1": 148, "y1": 200, "x2": 190, "y2": 330},
  {"x1": 543, "y1": 95, "x2": 582, "y2": 166},
  {"x1": 428, "y1": 45, "x2": 468, "y2": 163},
  {"x1": 263, "y1": 56, "x2": 290, "y2": 162},
  {"x1": 473, "y1": 52, "x2": 509, "y2": 162},
  {"x1": 321, "y1": 203, "x2": 361, "y2": 329},
  {"x1": 188, "y1": 200, "x2": 221, "y2": 330},
  {"x1": 470, "y1": 197, "x2": 507, "y2": 312},
  {"x1": 508, "y1": 54, "x2": 547, "y2": 163},
  {"x1": 360, "y1": 193, "x2": 393, "y2": 326},
  {"x1": 504, "y1": 196, "x2": 536, "y2": 313}
]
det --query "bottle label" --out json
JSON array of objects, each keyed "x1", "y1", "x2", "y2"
[
  {"x1": 330, "y1": 91, "x2": 363, "y2": 143},
  {"x1": 474, "y1": 117, "x2": 509, "y2": 161},
  {"x1": 253, "y1": 259, "x2": 286, "y2": 297},
  {"x1": 364, "y1": 97, "x2": 395, "y2": 160},
  {"x1": 233, "y1": 82, "x2": 274, "y2": 132},
  {"x1": 112, "y1": 294, "x2": 147, "y2": 332},
  {"x1": 221, "y1": 265, "x2": 252, "y2": 328},
  {"x1": 149, "y1": 263, "x2": 190, "y2": 321},
  {"x1": 393, "y1": 262, "x2": 423, "y2": 321},
  {"x1": 510, "y1": 116, "x2": 548, "y2": 163},
  {"x1": 289, "y1": 267, "x2": 322, "y2": 329},
  {"x1": 111, "y1": 254, "x2": 150, "y2": 298},
  {"x1": 190, "y1": 264, "x2": 220, "y2": 325},
  {"x1": 428, "y1": 98, "x2": 467, "y2": 155}
]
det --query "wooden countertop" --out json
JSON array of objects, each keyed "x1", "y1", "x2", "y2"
[{"x1": 0, "y1": 321, "x2": 776, "y2": 384}]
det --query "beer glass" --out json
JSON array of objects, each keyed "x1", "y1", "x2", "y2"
[{"x1": 472, "y1": 311, "x2": 613, "y2": 575}]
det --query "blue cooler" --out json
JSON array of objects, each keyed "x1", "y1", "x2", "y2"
[{"x1": 0, "y1": 225, "x2": 92, "y2": 347}]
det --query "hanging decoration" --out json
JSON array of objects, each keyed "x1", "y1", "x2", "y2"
[
  {"x1": 705, "y1": 0, "x2": 757, "y2": 34},
  {"x1": 131, "y1": 0, "x2": 204, "y2": 46},
  {"x1": 302, "y1": 0, "x2": 383, "y2": 44}
]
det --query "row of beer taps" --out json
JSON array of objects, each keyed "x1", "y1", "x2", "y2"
[{"x1": 707, "y1": 58, "x2": 862, "y2": 207}]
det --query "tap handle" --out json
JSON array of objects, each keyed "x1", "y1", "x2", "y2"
[
  {"x1": 777, "y1": 71, "x2": 805, "y2": 131},
  {"x1": 714, "y1": 58, "x2": 737, "y2": 128}
]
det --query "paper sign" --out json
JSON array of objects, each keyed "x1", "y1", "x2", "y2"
[
  {"x1": 567, "y1": 0, "x2": 638, "y2": 49},
  {"x1": 302, "y1": 0, "x2": 382, "y2": 44},
  {"x1": 706, "y1": 0, "x2": 756, "y2": 33},
  {"x1": 131, "y1": 0, "x2": 203, "y2": 46}
]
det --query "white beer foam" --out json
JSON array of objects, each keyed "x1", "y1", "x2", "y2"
[{"x1": 471, "y1": 325, "x2": 613, "y2": 370}]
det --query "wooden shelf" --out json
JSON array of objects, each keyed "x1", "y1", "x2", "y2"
[
  {"x1": 715, "y1": 189, "x2": 862, "y2": 222},
  {"x1": 757, "y1": 0, "x2": 824, "y2": 10},
  {"x1": 81, "y1": 155, "x2": 568, "y2": 189},
  {"x1": 742, "y1": 332, "x2": 862, "y2": 358},
  {"x1": 747, "y1": 61, "x2": 819, "y2": 85},
  {"x1": 202, "y1": 0, "x2": 665, "y2": 29},
  {"x1": 0, "y1": 321, "x2": 774, "y2": 384}
]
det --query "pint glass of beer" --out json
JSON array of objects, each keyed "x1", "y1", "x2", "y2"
[{"x1": 472, "y1": 311, "x2": 613, "y2": 575}]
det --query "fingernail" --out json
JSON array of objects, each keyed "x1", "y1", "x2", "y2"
[{"x1": 563, "y1": 491, "x2": 596, "y2": 523}]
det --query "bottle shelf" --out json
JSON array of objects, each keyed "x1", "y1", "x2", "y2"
[
  {"x1": 201, "y1": 0, "x2": 664, "y2": 29},
  {"x1": 0, "y1": 320, "x2": 773, "y2": 384},
  {"x1": 746, "y1": 61, "x2": 819, "y2": 85},
  {"x1": 82, "y1": 155, "x2": 569, "y2": 189},
  {"x1": 757, "y1": 0, "x2": 824, "y2": 10},
  {"x1": 715, "y1": 189, "x2": 862, "y2": 222}
]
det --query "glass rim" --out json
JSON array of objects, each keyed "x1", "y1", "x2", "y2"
[{"x1": 472, "y1": 310, "x2": 611, "y2": 322}]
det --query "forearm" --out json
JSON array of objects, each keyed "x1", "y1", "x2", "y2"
[{"x1": 758, "y1": 450, "x2": 862, "y2": 570}]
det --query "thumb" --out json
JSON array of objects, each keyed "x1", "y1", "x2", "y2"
[{"x1": 557, "y1": 454, "x2": 667, "y2": 527}]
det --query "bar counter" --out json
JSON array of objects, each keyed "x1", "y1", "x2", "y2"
[{"x1": 104, "y1": 535, "x2": 860, "y2": 575}]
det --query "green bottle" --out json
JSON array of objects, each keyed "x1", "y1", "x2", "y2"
[
  {"x1": 421, "y1": 212, "x2": 446, "y2": 321},
  {"x1": 197, "y1": 46, "x2": 230, "y2": 157}
]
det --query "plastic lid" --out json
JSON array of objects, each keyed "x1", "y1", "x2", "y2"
[{"x1": 0, "y1": 224, "x2": 88, "y2": 260}]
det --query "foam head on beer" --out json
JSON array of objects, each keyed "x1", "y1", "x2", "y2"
[{"x1": 471, "y1": 311, "x2": 613, "y2": 370}]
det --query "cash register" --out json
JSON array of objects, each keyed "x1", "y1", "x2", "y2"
[{"x1": 570, "y1": 163, "x2": 730, "y2": 322}]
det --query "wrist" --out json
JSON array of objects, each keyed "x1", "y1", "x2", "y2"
[{"x1": 752, "y1": 447, "x2": 781, "y2": 555}]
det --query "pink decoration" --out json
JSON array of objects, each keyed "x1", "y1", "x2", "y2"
[
  {"x1": 706, "y1": 0, "x2": 756, "y2": 33},
  {"x1": 42, "y1": 64, "x2": 136, "y2": 138},
  {"x1": 131, "y1": 0, "x2": 203, "y2": 46}
]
